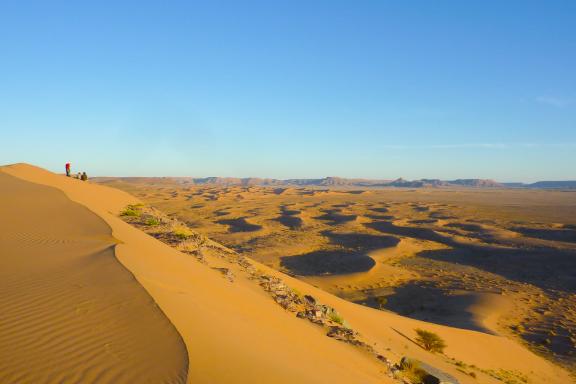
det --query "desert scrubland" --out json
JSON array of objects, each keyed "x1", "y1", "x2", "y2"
[
  {"x1": 1, "y1": 164, "x2": 573, "y2": 384},
  {"x1": 96, "y1": 177, "x2": 576, "y2": 378}
]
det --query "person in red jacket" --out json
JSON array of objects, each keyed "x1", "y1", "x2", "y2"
[{"x1": 65, "y1": 163, "x2": 71, "y2": 177}]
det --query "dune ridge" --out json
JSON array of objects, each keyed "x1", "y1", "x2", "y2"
[{"x1": 0, "y1": 170, "x2": 187, "y2": 384}]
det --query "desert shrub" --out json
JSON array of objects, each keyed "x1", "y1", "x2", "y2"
[
  {"x1": 145, "y1": 217, "x2": 161, "y2": 226},
  {"x1": 291, "y1": 288, "x2": 304, "y2": 300},
  {"x1": 511, "y1": 324, "x2": 525, "y2": 333},
  {"x1": 399, "y1": 359, "x2": 428, "y2": 384},
  {"x1": 120, "y1": 206, "x2": 141, "y2": 217},
  {"x1": 328, "y1": 311, "x2": 345, "y2": 325},
  {"x1": 415, "y1": 329, "x2": 446, "y2": 353},
  {"x1": 486, "y1": 369, "x2": 528, "y2": 384},
  {"x1": 173, "y1": 225, "x2": 194, "y2": 239},
  {"x1": 375, "y1": 296, "x2": 387, "y2": 309}
]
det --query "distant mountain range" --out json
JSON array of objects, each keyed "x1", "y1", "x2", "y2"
[
  {"x1": 94, "y1": 176, "x2": 576, "y2": 189},
  {"x1": 502, "y1": 181, "x2": 576, "y2": 189}
]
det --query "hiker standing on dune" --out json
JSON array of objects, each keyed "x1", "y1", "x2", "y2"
[{"x1": 65, "y1": 163, "x2": 71, "y2": 177}]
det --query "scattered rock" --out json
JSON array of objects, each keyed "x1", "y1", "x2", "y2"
[
  {"x1": 304, "y1": 295, "x2": 316, "y2": 305},
  {"x1": 212, "y1": 267, "x2": 235, "y2": 282},
  {"x1": 120, "y1": 203, "x2": 405, "y2": 382},
  {"x1": 399, "y1": 357, "x2": 460, "y2": 384}
]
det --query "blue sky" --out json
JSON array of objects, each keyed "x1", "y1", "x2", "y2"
[{"x1": 1, "y1": 1, "x2": 574, "y2": 181}]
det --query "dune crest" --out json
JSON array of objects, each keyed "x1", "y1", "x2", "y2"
[{"x1": 0, "y1": 170, "x2": 187, "y2": 384}]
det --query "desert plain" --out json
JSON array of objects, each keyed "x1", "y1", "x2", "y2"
[{"x1": 96, "y1": 177, "x2": 576, "y2": 376}]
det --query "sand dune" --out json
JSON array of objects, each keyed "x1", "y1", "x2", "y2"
[
  {"x1": 3, "y1": 164, "x2": 574, "y2": 384},
  {"x1": 95, "y1": 177, "x2": 576, "y2": 379},
  {"x1": 2, "y1": 164, "x2": 392, "y2": 383},
  {"x1": 0, "y1": 171, "x2": 187, "y2": 383}
]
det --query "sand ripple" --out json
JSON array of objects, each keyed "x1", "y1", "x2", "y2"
[{"x1": 0, "y1": 172, "x2": 187, "y2": 384}]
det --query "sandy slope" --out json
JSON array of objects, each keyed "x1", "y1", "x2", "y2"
[
  {"x1": 0, "y1": 171, "x2": 187, "y2": 383},
  {"x1": 3, "y1": 164, "x2": 573, "y2": 384},
  {"x1": 2, "y1": 164, "x2": 391, "y2": 383}
]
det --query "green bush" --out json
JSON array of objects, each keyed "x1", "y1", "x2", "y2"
[
  {"x1": 121, "y1": 207, "x2": 141, "y2": 217},
  {"x1": 145, "y1": 217, "x2": 161, "y2": 226},
  {"x1": 173, "y1": 225, "x2": 193, "y2": 239},
  {"x1": 375, "y1": 296, "x2": 387, "y2": 309},
  {"x1": 415, "y1": 329, "x2": 446, "y2": 353},
  {"x1": 400, "y1": 359, "x2": 428, "y2": 384},
  {"x1": 328, "y1": 311, "x2": 345, "y2": 325}
]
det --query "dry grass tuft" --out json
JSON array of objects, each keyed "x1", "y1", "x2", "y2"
[
  {"x1": 120, "y1": 205, "x2": 141, "y2": 217},
  {"x1": 172, "y1": 225, "x2": 194, "y2": 239},
  {"x1": 399, "y1": 359, "x2": 428, "y2": 384}
]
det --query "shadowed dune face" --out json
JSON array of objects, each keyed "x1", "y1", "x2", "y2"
[
  {"x1": 512, "y1": 226, "x2": 576, "y2": 243},
  {"x1": 377, "y1": 283, "x2": 500, "y2": 334},
  {"x1": 216, "y1": 217, "x2": 262, "y2": 232},
  {"x1": 94, "y1": 179, "x2": 576, "y2": 374},
  {"x1": 281, "y1": 249, "x2": 376, "y2": 275},
  {"x1": 0, "y1": 172, "x2": 188, "y2": 383},
  {"x1": 275, "y1": 206, "x2": 304, "y2": 229},
  {"x1": 276, "y1": 214, "x2": 303, "y2": 229},
  {"x1": 416, "y1": 247, "x2": 576, "y2": 293},
  {"x1": 444, "y1": 222, "x2": 484, "y2": 232},
  {"x1": 281, "y1": 232, "x2": 399, "y2": 275},
  {"x1": 325, "y1": 232, "x2": 400, "y2": 249},
  {"x1": 314, "y1": 211, "x2": 358, "y2": 225},
  {"x1": 370, "y1": 207, "x2": 389, "y2": 213}
]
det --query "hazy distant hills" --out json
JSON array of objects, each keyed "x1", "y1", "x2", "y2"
[
  {"x1": 94, "y1": 176, "x2": 576, "y2": 189},
  {"x1": 502, "y1": 181, "x2": 576, "y2": 189},
  {"x1": 88, "y1": 176, "x2": 556, "y2": 189}
]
